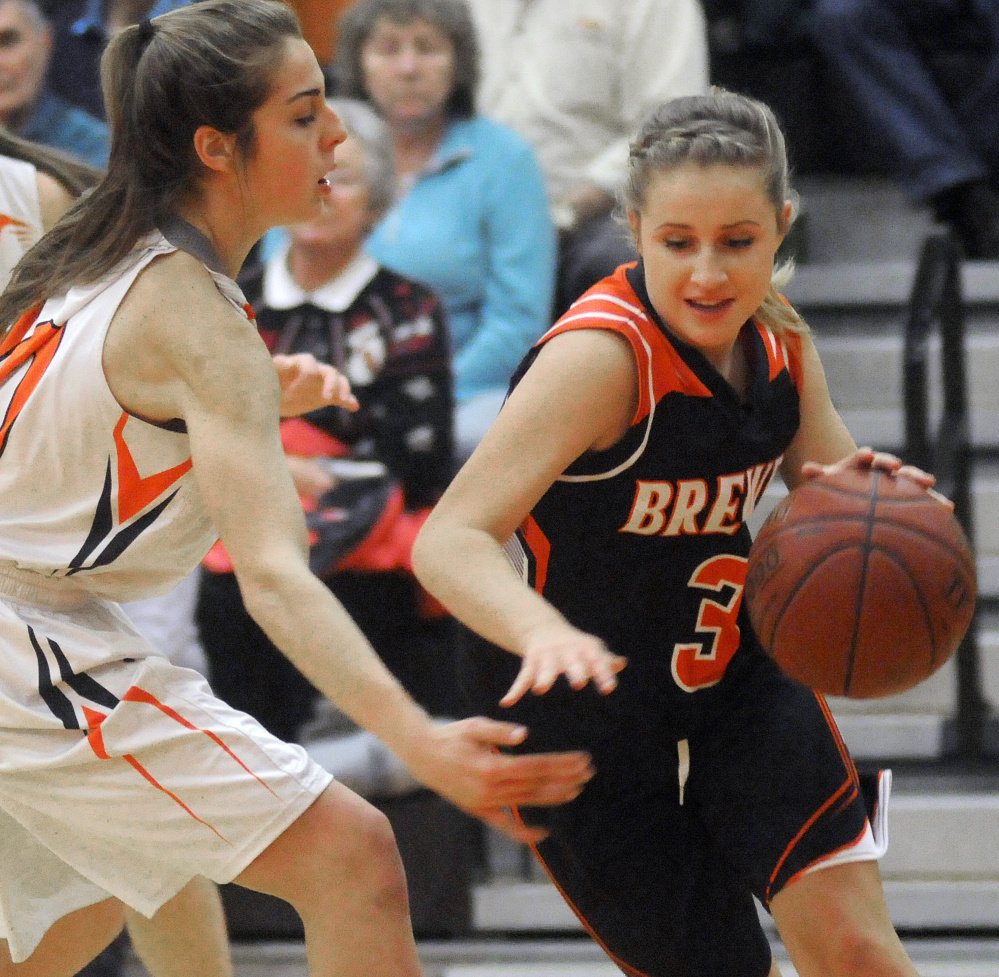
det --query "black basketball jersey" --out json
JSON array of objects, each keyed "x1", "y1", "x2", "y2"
[{"x1": 475, "y1": 262, "x2": 806, "y2": 754}]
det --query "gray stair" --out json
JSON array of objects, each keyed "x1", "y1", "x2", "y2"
[
  {"x1": 123, "y1": 935, "x2": 999, "y2": 976},
  {"x1": 783, "y1": 264, "x2": 999, "y2": 455}
]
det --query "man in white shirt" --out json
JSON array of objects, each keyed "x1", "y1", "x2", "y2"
[{"x1": 468, "y1": 0, "x2": 710, "y2": 314}]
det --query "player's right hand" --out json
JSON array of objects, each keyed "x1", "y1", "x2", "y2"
[
  {"x1": 407, "y1": 717, "x2": 595, "y2": 842},
  {"x1": 502, "y1": 626, "x2": 627, "y2": 706}
]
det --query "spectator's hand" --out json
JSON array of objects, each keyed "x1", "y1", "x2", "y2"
[
  {"x1": 801, "y1": 447, "x2": 951, "y2": 508},
  {"x1": 501, "y1": 625, "x2": 627, "y2": 706},
  {"x1": 554, "y1": 183, "x2": 616, "y2": 230},
  {"x1": 286, "y1": 455, "x2": 336, "y2": 500},
  {"x1": 274, "y1": 353, "x2": 359, "y2": 417},
  {"x1": 408, "y1": 717, "x2": 595, "y2": 843}
]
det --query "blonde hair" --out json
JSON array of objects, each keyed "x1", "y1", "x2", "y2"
[{"x1": 623, "y1": 88, "x2": 807, "y2": 337}]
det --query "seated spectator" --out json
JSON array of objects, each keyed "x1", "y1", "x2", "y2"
[
  {"x1": 198, "y1": 97, "x2": 457, "y2": 747},
  {"x1": 0, "y1": 0, "x2": 109, "y2": 168},
  {"x1": 465, "y1": 0, "x2": 709, "y2": 315},
  {"x1": 808, "y1": 0, "x2": 999, "y2": 259},
  {"x1": 335, "y1": 0, "x2": 556, "y2": 461},
  {"x1": 41, "y1": 0, "x2": 197, "y2": 121}
]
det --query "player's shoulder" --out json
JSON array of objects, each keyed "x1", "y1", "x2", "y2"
[
  {"x1": 130, "y1": 249, "x2": 244, "y2": 321},
  {"x1": 556, "y1": 266, "x2": 647, "y2": 331},
  {"x1": 120, "y1": 249, "x2": 257, "y2": 362}
]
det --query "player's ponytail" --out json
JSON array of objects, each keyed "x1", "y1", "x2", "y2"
[
  {"x1": 0, "y1": 0, "x2": 302, "y2": 338},
  {"x1": 622, "y1": 88, "x2": 809, "y2": 338}
]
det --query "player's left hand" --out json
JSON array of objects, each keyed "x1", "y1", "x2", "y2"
[
  {"x1": 274, "y1": 353, "x2": 359, "y2": 417},
  {"x1": 801, "y1": 447, "x2": 952, "y2": 508},
  {"x1": 405, "y1": 717, "x2": 595, "y2": 843}
]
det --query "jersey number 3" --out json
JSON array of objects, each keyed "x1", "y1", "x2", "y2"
[{"x1": 671, "y1": 554, "x2": 748, "y2": 692}]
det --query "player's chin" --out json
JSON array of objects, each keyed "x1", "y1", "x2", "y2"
[{"x1": 281, "y1": 189, "x2": 329, "y2": 226}]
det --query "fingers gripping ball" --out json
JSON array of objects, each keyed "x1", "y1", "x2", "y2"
[{"x1": 745, "y1": 469, "x2": 976, "y2": 698}]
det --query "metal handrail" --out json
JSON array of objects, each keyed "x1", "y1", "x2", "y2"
[{"x1": 903, "y1": 232, "x2": 983, "y2": 761}]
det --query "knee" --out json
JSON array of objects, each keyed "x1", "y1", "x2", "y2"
[
  {"x1": 825, "y1": 926, "x2": 912, "y2": 977},
  {"x1": 294, "y1": 790, "x2": 410, "y2": 913},
  {"x1": 344, "y1": 801, "x2": 407, "y2": 894}
]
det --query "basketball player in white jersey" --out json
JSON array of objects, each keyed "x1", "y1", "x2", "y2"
[{"x1": 0, "y1": 4, "x2": 594, "y2": 976}]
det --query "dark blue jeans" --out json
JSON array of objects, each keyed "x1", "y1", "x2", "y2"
[{"x1": 808, "y1": 0, "x2": 999, "y2": 200}]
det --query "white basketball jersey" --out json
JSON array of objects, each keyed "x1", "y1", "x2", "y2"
[
  {"x1": 0, "y1": 156, "x2": 43, "y2": 292},
  {"x1": 0, "y1": 233, "x2": 248, "y2": 602}
]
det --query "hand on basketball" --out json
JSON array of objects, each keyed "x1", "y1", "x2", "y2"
[
  {"x1": 410, "y1": 717, "x2": 595, "y2": 842},
  {"x1": 273, "y1": 353, "x2": 359, "y2": 417},
  {"x1": 501, "y1": 626, "x2": 628, "y2": 706},
  {"x1": 801, "y1": 447, "x2": 952, "y2": 509}
]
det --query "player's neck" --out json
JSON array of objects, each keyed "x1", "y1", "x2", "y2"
[{"x1": 170, "y1": 203, "x2": 253, "y2": 281}]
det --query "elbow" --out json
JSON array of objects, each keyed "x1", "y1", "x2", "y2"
[{"x1": 410, "y1": 519, "x2": 436, "y2": 589}]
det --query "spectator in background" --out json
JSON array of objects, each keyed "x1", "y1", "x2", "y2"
[
  {"x1": 465, "y1": 0, "x2": 709, "y2": 315},
  {"x1": 335, "y1": 0, "x2": 556, "y2": 461},
  {"x1": 0, "y1": 0, "x2": 108, "y2": 168},
  {"x1": 808, "y1": 0, "x2": 999, "y2": 259},
  {"x1": 41, "y1": 0, "x2": 196, "y2": 121},
  {"x1": 198, "y1": 96, "x2": 456, "y2": 750}
]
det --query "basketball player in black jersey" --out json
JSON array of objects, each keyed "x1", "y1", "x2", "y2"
[{"x1": 414, "y1": 90, "x2": 941, "y2": 977}]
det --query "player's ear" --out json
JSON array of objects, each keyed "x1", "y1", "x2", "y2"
[
  {"x1": 778, "y1": 201, "x2": 793, "y2": 238},
  {"x1": 193, "y1": 126, "x2": 239, "y2": 175}
]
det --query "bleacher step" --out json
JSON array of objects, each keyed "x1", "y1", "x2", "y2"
[{"x1": 472, "y1": 876, "x2": 999, "y2": 934}]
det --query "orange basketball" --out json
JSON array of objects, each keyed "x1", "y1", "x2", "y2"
[{"x1": 745, "y1": 468, "x2": 977, "y2": 698}]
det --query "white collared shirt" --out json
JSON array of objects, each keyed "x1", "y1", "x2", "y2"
[
  {"x1": 263, "y1": 246, "x2": 381, "y2": 313},
  {"x1": 468, "y1": 0, "x2": 709, "y2": 203}
]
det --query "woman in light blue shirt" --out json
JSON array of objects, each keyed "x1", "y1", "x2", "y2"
[{"x1": 336, "y1": 0, "x2": 556, "y2": 460}]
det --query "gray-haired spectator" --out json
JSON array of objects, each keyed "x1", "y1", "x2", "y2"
[
  {"x1": 335, "y1": 0, "x2": 556, "y2": 462},
  {"x1": 0, "y1": 0, "x2": 108, "y2": 168}
]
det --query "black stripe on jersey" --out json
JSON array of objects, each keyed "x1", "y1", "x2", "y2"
[
  {"x1": 48, "y1": 638, "x2": 119, "y2": 710},
  {"x1": 69, "y1": 460, "x2": 114, "y2": 571},
  {"x1": 515, "y1": 527, "x2": 540, "y2": 591},
  {"x1": 67, "y1": 490, "x2": 179, "y2": 576},
  {"x1": 28, "y1": 626, "x2": 79, "y2": 730}
]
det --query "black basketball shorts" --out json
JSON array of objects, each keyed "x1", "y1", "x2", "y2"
[{"x1": 497, "y1": 652, "x2": 874, "y2": 977}]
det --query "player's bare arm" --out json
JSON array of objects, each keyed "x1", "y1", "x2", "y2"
[
  {"x1": 35, "y1": 171, "x2": 76, "y2": 232},
  {"x1": 780, "y1": 330, "x2": 939, "y2": 494},
  {"x1": 414, "y1": 329, "x2": 632, "y2": 703},
  {"x1": 779, "y1": 329, "x2": 857, "y2": 490},
  {"x1": 103, "y1": 253, "x2": 593, "y2": 837}
]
